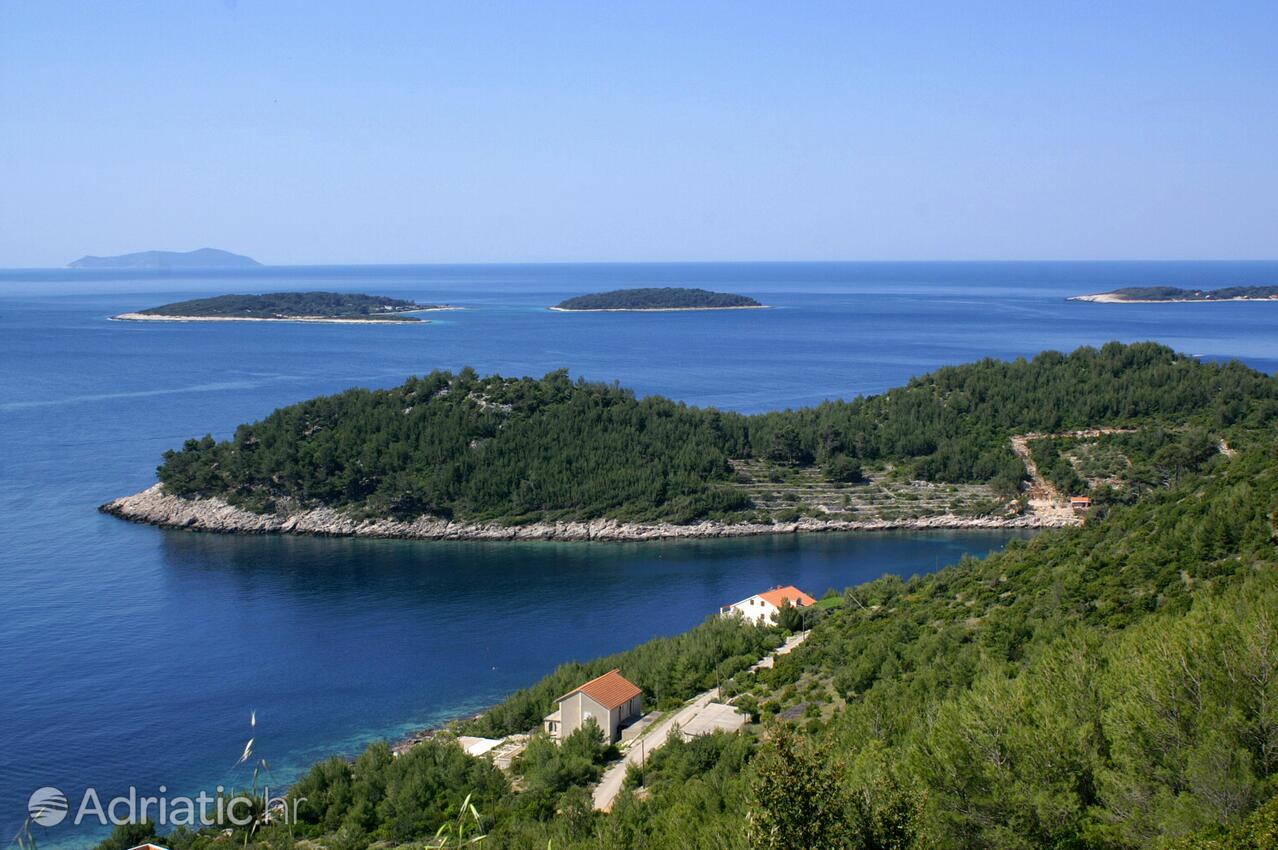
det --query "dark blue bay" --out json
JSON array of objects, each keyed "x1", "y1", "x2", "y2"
[{"x1": 2, "y1": 261, "x2": 1276, "y2": 845}]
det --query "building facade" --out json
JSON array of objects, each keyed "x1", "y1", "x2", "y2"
[
  {"x1": 720, "y1": 584, "x2": 817, "y2": 625},
  {"x1": 543, "y1": 668, "x2": 643, "y2": 744}
]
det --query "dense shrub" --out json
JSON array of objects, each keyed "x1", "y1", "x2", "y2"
[{"x1": 157, "y1": 343, "x2": 1278, "y2": 524}]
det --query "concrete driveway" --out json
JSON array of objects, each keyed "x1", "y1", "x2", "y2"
[
  {"x1": 592, "y1": 630, "x2": 809, "y2": 811},
  {"x1": 592, "y1": 688, "x2": 730, "y2": 810}
]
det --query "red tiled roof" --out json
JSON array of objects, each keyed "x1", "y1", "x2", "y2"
[
  {"x1": 559, "y1": 668, "x2": 642, "y2": 710},
  {"x1": 757, "y1": 585, "x2": 817, "y2": 608}
]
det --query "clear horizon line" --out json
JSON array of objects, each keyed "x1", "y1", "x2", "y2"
[{"x1": 8, "y1": 257, "x2": 1278, "y2": 271}]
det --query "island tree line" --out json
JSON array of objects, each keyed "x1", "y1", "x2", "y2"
[
  {"x1": 155, "y1": 342, "x2": 1278, "y2": 526},
  {"x1": 97, "y1": 405, "x2": 1278, "y2": 849}
]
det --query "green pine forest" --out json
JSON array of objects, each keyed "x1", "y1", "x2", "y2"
[
  {"x1": 1098, "y1": 285, "x2": 1278, "y2": 302},
  {"x1": 155, "y1": 342, "x2": 1278, "y2": 525},
  {"x1": 136, "y1": 292, "x2": 430, "y2": 320},
  {"x1": 92, "y1": 342, "x2": 1278, "y2": 850},
  {"x1": 101, "y1": 362, "x2": 1278, "y2": 849},
  {"x1": 553, "y1": 287, "x2": 763, "y2": 310}
]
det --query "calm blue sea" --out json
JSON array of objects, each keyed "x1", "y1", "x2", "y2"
[{"x1": 2, "y1": 261, "x2": 1276, "y2": 846}]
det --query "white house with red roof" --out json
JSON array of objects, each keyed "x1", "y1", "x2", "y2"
[
  {"x1": 720, "y1": 585, "x2": 817, "y2": 625},
  {"x1": 543, "y1": 668, "x2": 643, "y2": 744}
]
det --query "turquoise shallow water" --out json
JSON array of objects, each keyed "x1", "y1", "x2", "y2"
[{"x1": 2, "y1": 261, "x2": 1276, "y2": 845}]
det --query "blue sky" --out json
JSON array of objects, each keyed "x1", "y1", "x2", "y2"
[{"x1": 2, "y1": 1, "x2": 1276, "y2": 266}]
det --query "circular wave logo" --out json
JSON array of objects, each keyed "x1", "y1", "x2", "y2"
[{"x1": 28, "y1": 787, "x2": 69, "y2": 827}]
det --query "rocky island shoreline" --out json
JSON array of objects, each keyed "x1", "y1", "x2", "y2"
[
  {"x1": 101, "y1": 484, "x2": 1078, "y2": 542},
  {"x1": 552, "y1": 286, "x2": 766, "y2": 311},
  {"x1": 112, "y1": 291, "x2": 455, "y2": 323},
  {"x1": 110, "y1": 309, "x2": 454, "y2": 324},
  {"x1": 1069, "y1": 285, "x2": 1278, "y2": 303}
]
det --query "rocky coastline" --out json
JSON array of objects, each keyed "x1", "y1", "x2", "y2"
[
  {"x1": 548, "y1": 304, "x2": 770, "y2": 313},
  {"x1": 100, "y1": 484, "x2": 1080, "y2": 541},
  {"x1": 109, "y1": 310, "x2": 454, "y2": 324},
  {"x1": 1068, "y1": 293, "x2": 1278, "y2": 304}
]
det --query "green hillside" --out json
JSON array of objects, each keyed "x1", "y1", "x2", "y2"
[
  {"x1": 99, "y1": 414, "x2": 1278, "y2": 850},
  {"x1": 153, "y1": 343, "x2": 1278, "y2": 525}
]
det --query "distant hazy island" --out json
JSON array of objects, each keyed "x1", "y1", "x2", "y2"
[
  {"x1": 69, "y1": 247, "x2": 261, "y2": 269},
  {"x1": 552, "y1": 287, "x2": 765, "y2": 311},
  {"x1": 1070, "y1": 285, "x2": 1278, "y2": 303},
  {"x1": 113, "y1": 291, "x2": 447, "y2": 324}
]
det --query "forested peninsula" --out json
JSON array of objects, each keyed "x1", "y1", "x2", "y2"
[
  {"x1": 1071, "y1": 285, "x2": 1278, "y2": 303},
  {"x1": 112, "y1": 291, "x2": 445, "y2": 323},
  {"x1": 99, "y1": 380, "x2": 1278, "y2": 850},
  {"x1": 553, "y1": 287, "x2": 764, "y2": 311},
  {"x1": 102, "y1": 343, "x2": 1278, "y2": 540}
]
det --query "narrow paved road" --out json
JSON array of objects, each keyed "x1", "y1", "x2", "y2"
[
  {"x1": 592, "y1": 689, "x2": 723, "y2": 810},
  {"x1": 592, "y1": 631, "x2": 810, "y2": 811}
]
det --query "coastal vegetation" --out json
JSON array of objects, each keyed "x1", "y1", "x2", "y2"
[
  {"x1": 124, "y1": 291, "x2": 434, "y2": 321},
  {"x1": 1073, "y1": 285, "x2": 1278, "y2": 302},
  {"x1": 461, "y1": 616, "x2": 781, "y2": 739},
  {"x1": 147, "y1": 343, "x2": 1278, "y2": 527},
  {"x1": 1028, "y1": 426, "x2": 1221, "y2": 504},
  {"x1": 97, "y1": 422, "x2": 1278, "y2": 850},
  {"x1": 156, "y1": 367, "x2": 749, "y2": 522},
  {"x1": 553, "y1": 286, "x2": 763, "y2": 310}
]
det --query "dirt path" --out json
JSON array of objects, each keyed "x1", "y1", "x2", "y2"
[
  {"x1": 1009, "y1": 428, "x2": 1137, "y2": 522},
  {"x1": 1009, "y1": 434, "x2": 1061, "y2": 503}
]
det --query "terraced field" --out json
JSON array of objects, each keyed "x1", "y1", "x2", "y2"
[{"x1": 730, "y1": 460, "x2": 1008, "y2": 521}]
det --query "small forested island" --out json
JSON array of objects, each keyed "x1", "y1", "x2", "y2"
[
  {"x1": 1071, "y1": 284, "x2": 1278, "y2": 303},
  {"x1": 102, "y1": 342, "x2": 1278, "y2": 540},
  {"x1": 553, "y1": 287, "x2": 764, "y2": 311},
  {"x1": 113, "y1": 291, "x2": 446, "y2": 323},
  {"x1": 69, "y1": 247, "x2": 261, "y2": 269}
]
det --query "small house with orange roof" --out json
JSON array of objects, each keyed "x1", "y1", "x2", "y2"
[
  {"x1": 720, "y1": 585, "x2": 817, "y2": 625},
  {"x1": 543, "y1": 668, "x2": 643, "y2": 744}
]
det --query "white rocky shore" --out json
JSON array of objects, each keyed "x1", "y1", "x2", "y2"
[
  {"x1": 110, "y1": 311, "x2": 451, "y2": 324},
  {"x1": 548, "y1": 305, "x2": 770, "y2": 313},
  {"x1": 1068, "y1": 293, "x2": 1278, "y2": 304},
  {"x1": 101, "y1": 484, "x2": 1080, "y2": 541}
]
